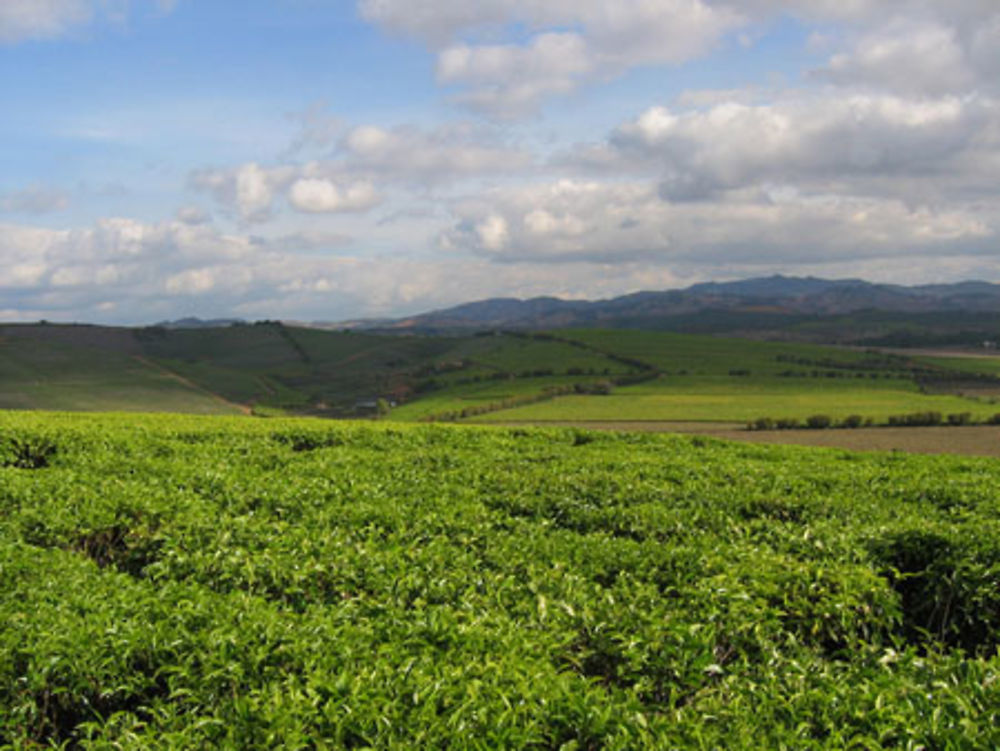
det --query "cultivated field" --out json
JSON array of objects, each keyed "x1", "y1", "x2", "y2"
[
  {"x1": 2, "y1": 412, "x2": 1000, "y2": 747},
  {"x1": 469, "y1": 375, "x2": 1000, "y2": 424}
]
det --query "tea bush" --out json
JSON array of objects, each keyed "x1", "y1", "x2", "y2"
[{"x1": 1, "y1": 411, "x2": 999, "y2": 747}]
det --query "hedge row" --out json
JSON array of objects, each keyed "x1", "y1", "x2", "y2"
[{"x1": 748, "y1": 411, "x2": 1000, "y2": 431}]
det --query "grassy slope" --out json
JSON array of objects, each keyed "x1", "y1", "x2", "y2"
[
  {"x1": 563, "y1": 329, "x2": 874, "y2": 374},
  {"x1": 0, "y1": 334, "x2": 241, "y2": 414},
  {"x1": 469, "y1": 330, "x2": 999, "y2": 424},
  {"x1": 3, "y1": 323, "x2": 1000, "y2": 424},
  {"x1": 2, "y1": 412, "x2": 1000, "y2": 747},
  {"x1": 472, "y1": 375, "x2": 999, "y2": 423},
  {"x1": 0, "y1": 325, "x2": 633, "y2": 417},
  {"x1": 915, "y1": 354, "x2": 1000, "y2": 376},
  {"x1": 388, "y1": 375, "x2": 608, "y2": 421},
  {"x1": 443, "y1": 335, "x2": 630, "y2": 375}
]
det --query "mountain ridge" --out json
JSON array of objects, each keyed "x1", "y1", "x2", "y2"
[{"x1": 328, "y1": 275, "x2": 1000, "y2": 332}]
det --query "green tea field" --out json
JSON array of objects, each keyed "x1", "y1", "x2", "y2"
[{"x1": 2, "y1": 412, "x2": 999, "y2": 747}]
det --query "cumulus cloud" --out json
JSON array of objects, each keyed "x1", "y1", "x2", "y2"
[
  {"x1": 287, "y1": 179, "x2": 380, "y2": 213},
  {"x1": 563, "y1": 93, "x2": 1000, "y2": 203},
  {"x1": 1, "y1": 186, "x2": 996, "y2": 323},
  {"x1": 0, "y1": 215, "x2": 680, "y2": 322},
  {"x1": 191, "y1": 163, "x2": 297, "y2": 222},
  {"x1": 0, "y1": 217, "x2": 274, "y2": 318},
  {"x1": 192, "y1": 163, "x2": 381, "y2": 221},
  {"x1": 0, "y1": 0, "x2": 178, "y2": 44},
  {"x1": 359, "y1": 0, "x2": 1000, "y2": 114},
  {"x1": 361, "y1": 0, "x2": 742, "y2": 116},
  {"x1": 733, "y1": 0, "x2": 997, "y2": 26},
  {"x1": 193, "y1": 122, "x2": 531, "y2": 221},
  {"x1": 810, "y1": 11, "x2": 1000, "y2": 99},
  {"x1": 9, "y1": 2, "x2": 1000, "y2": 324},
  {"x1": 818, "y1": 21, "x2": 974, "y2": 97},
  {"x1": 436, "y1": 33, "x2": 595, "y2": 116},
  {"x1": 441, "y1": 179, "x2": 994, "y2": 265}
]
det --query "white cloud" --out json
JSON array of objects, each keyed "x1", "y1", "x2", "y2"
[
  {"x1": 813, "y1": 17, "x2": 1000, "y2": 97},
  {"x1": 0, "y1": 214, "x2": 677, "y2": 322},
  {"x1": 442, "y1": 179, "x2": 994, "y2": 265},
  {"x1": 193, "y1": 122, "x2": 531, "y2": 221},
  {"x1": 175, "y1": 206, "x2": 210, "y2": 225},
  {"x1": 234, "y1": 163, "x2": 274, "y2": 220},
  {"x1": 735, "y1": 0, "x2": 997, "y2": 26},
  {"x1": 473, "y1": 214, "x2": 510, "y2": 251},
  {"x1": 820, "y1": 21, "x2": 973, "y2": 96},
  {"x1": 361, "y1": 0, "x2": 742, "y2": 115},
  {"x1": 437, "y1": 33, "x2": 593, "y2": 116},
  {"x1": 0, "y1": 0, "x2": 178, "y2": 44},
  {"x1": 565, "y1": 93, "x2": 999, "y2": 203},
  {"x1": 360, "y1": 1, "x2": 1000, "y2": 114},
  {"x1": 0, "y1": 192, "x2": 996, "y2": 324},
  {"x1": 0, "y1": 184, "x2": 70, "y2": 214},
  {"x1": 0, "y1": 0, "x2": 92, "y2": 43},
  {"x1": 193, "y1": 164, "x2": 381, "y2": 221},
  {"x1": 164, "y1": 267, "x2": 221, "y2": 295},
  {"x1": 287, "y1": 178, "x2": 380, "y2": 213},
  {"x1": 191, "y1": 162, "x2": 297, "y2": 223},
  {"x1": 339, "y1": 123, "x2": 533, "y2": 182}
]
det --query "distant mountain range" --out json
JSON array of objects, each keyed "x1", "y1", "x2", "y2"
[{"x1": 329, "y1": 276, "x2": 1000, "y2": 333}]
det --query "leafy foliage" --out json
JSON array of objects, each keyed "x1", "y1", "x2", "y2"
[{"x1": 1, "y1": 411, "x2": 1000, "y2": 747}]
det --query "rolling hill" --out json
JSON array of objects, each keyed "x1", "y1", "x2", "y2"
[
  {"x1": 334, "y1": 275, "x2": 1000, "y2": 342},
  {"x1": 3, "y1": 321, "x2": 1000, "y2": 442}
]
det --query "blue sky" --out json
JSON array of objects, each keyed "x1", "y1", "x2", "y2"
[{"x1": 2, "y1": 0, "x2": 999, "y2": 323}]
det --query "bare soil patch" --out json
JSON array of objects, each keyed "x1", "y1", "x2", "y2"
[
  {"x1": 494, "y1": 420, "x2": 1000, "y2": 457},
  {"x1": 710, "y1": 425, "x2": 1000, "y2": 457}
]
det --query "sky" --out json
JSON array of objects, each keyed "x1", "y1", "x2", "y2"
[{"x1": 1, "y1": 0, "x2": 999, "y2": 324}]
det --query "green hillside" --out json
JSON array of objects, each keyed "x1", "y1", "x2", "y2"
[
  {"x1": 472, "y1": 376, "x2": 1000, "y2": 424},
  {"x1": 0, "y1": 324, "x2": 631, "y2": 418},
  {"x1": 0, "y1": 330, "x2": 241, "y2": 414},
  {"x1": 2, "y1": 412, "x2": 1000, "y2": 746},
  {"x1": 2, "y1": 323, "x2": 999, "y2": 429},
  {"x1": 463, "y1": 330, "x2": 1000, "y2": 426}
]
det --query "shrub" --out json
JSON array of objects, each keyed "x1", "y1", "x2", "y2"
[
  {"x1": 0, "y1": 434, "x2": 57, "y2": 469},
  {"x1": 575, "y1": 381, "x2": 614, "y2": 396},
  {"x1": 841, "y1": 415, "x2": 864, "y2": 429},
  {"x1": 805, "y1": 414, "x2": 832, "y2": 429},
  {"x1": 888, "y1": 411, "x2": 943, "y2": 427}
]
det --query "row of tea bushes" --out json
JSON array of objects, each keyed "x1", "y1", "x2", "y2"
[{"x1": 1, "y1": 411, "x2": 999, "y2": 747}]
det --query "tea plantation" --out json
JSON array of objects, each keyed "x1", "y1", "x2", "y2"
[{"x1": 2, "y1": 411, "x2": 999, "y2": 748}]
